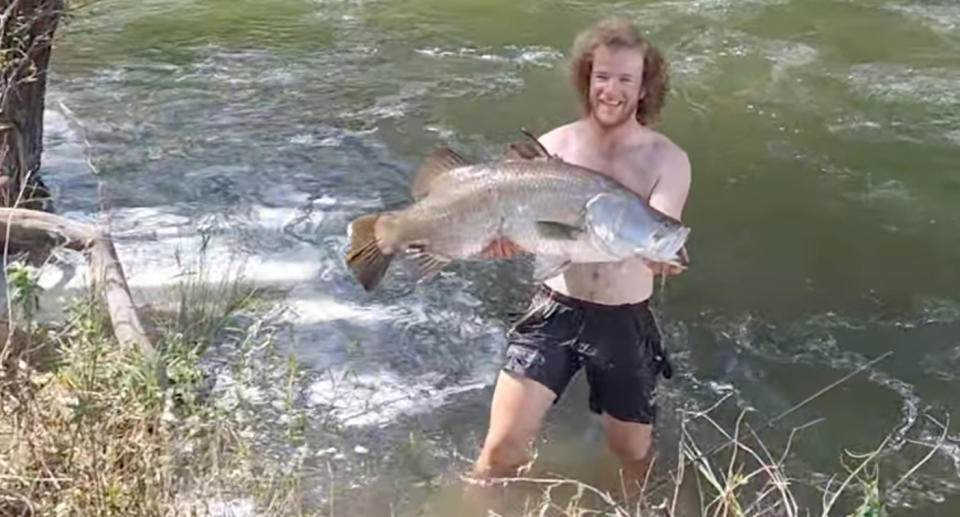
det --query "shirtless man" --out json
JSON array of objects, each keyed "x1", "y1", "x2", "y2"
[{"x1": 469, "y1": 17, "x2": 692, "y2": 494}]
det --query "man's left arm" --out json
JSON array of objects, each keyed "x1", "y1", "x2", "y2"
[{"x1": 645, "y1": 148, "x2": 691, "y2": 274}]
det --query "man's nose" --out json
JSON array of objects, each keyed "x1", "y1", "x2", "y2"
[{"x1": 602, "y1": 83, "x2": 624, "y2": 96}]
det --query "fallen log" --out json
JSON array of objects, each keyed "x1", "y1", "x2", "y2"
[{"x1": 0, "y1": 207, "x2": 165, "y2": 385}]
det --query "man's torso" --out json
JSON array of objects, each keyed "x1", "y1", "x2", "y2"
[{"x1": 538, "y1": 120, "x2": 677, "y2": 305}]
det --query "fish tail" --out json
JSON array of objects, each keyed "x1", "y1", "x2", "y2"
[{"x1": 345, "y1": 214, "x2": 394, "y2": 291}]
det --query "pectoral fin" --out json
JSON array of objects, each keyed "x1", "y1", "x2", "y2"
[
  {"x1": 479, "y1": 237, "x2": 524, "y2": 259},
  {"x1": 533, "y1": 255, "x2": 571, "y2": 282},
  {"x1": 535, "y1": 221, "x2": 583, "y2": 241}
]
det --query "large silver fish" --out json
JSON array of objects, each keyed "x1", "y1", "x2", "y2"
[{"x1": 345, "y1": 136, "x2": 690, "y2": 291}]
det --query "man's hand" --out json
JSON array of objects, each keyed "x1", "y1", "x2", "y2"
[{"x1": 643, "y1": 247, "x2": 690, "y2": 276}]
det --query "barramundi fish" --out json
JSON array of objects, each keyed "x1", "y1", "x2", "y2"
[{"x1": 345, "y1": 135, "x2": 690, "y2": 291}]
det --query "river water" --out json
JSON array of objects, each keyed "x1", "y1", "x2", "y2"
[{"x1": 38, "y1": 0, "x2": 960, "y2": 515}]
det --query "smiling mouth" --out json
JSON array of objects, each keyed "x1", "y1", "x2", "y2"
[{"x1": 598, "y1": 100, "x2": 622, "y2": 108}]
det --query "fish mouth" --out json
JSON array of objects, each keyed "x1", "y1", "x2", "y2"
[{"x1": 652, "y1": 227, "x2": 690, "y2": 262}]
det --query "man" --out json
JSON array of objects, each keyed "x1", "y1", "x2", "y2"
[{"x1": 468, "y1": 17, "x2": 692, "y2": 495}]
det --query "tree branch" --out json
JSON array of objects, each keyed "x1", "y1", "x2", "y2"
[{"x1": 0, "y1": 207, "x2": 165, "y2": 386}]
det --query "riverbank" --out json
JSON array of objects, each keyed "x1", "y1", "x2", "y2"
[{"x1": 0, "y1": 250, "x2": 322, "y2": 515}]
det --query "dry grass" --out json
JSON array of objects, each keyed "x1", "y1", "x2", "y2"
[
  {"x1": 473, "y1": 392, "x2": 948, "y2": 517},
  {"x1": 0, "y1": 248, "x2": 318, "y2": 517}
]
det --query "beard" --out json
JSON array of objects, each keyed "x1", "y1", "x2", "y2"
[{"x1": 589, "y1": 98, "x2": 638, "y2": 129}]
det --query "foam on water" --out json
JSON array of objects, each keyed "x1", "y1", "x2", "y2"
[
  {"x1": 767, "y1": 41, "x2": 818, "y2": 82},
  {"x1": 883, "y1": 2, "x2": 960, "y2": 37},
  {"x1": 39, "y1": 102, "x2": 508, "y2": 431},
  {"x1": 846, "y1": 64, "x2": 960, "y2": 107},
  {"x1": 825, "y1": 114, "x2": 918, "y2": 144},
  {"x1": 843, "y1": 178, "x2": 913, "y2": 204},
  {"x1": 692, "y1": 306, "x2": 958, "y2": 449},
  {"x1": 33, "y1": 194, "x2": 508, "y2": 431},
  {"x1": 946, "y1": 129, "x2": 960, "y2": 146},
  {"x1": 664, "y1": 26, "x2": 818, "y2": 94},
  {"x1": 307, "y1": 370, "x2": 489, "y2": 428},
  {"x1": 289, "y1": 267, "x2": 508, "y2": 427},
  {"x1": 648, "y1": 319, "x2": 956, "y2": 514},
  {"x1": 337, "y1": 85, "x2": 428, "y2": 122},
  {"x1": 37, "y1": 205, "x2": 318, "y2": 292},
  {"x1": 414, "y1": 45, "x2": 563, "y2": 69},
  {"x1": 836, "y1": 63, "x2": 960, "y2": 146},
  {"x1": 646, "y1": 0, "x2": 789, "y2": 20},
  {"x1": 893, "y1": 297, "x2": 960, "y2": 328},
  {"x1": 921, "y1": 344, "x2": 960, "y2": 382}
]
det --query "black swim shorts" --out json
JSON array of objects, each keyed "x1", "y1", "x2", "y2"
[{"x1": 502, "y1": 285, "x2": 673, "y2": 424}]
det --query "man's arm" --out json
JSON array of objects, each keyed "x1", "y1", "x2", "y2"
[
  {"x1": 648, "y1": 148, "x2": 691, "y2": 221},
  {"x1": 645, "y1": 146, "x2": 692, "y2": 274}
]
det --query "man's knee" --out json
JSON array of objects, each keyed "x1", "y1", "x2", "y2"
[
  {"x1": 601, "y1": 413, "x2": 653, "y2": 462},
  {"x1": 606, "y1": 435, "x2": 651, "y2": 463}
]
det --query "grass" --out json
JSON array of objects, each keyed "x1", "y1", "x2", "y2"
[
  {"x1": 470, "y1": 392, "x2": 949, "y2": 517},
  {"x1": 0, "y1": 244, "x2": 319, "y2": 516}
]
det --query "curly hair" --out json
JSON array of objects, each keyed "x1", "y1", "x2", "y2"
[{"x1": 569, "y1": 17, "x2": 670, "y2": 126}]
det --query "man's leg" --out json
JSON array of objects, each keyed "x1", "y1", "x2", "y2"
[
  {"x1": 469, "y1": 285, "x2": 579, "y2": 483},
  {"x1": 470, "y1": 371, "x2": 556, "y2": 479},
  {"x1": 601, "y1": 413, "x2": 653, "y2": 498},
  {"x1": 580, "y1": 302, "x2": 666, "y2": 501}
]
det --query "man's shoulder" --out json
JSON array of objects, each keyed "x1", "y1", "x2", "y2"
[
  {"x1": 629, "y1": 128, "x2": 690, "y2": 181},
  {"x1": 637, "y1": 128, "x2": 687, "y2": 164},
  {"x1": 538, "y1": 121, "x2": 582, "y2": 152}
]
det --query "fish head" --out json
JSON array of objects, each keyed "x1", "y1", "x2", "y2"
[
  {"x1": 643, "y1": 222, "x2": 690, "y2": 263},
  {"x1": 585, "y1": 193, "x2": 691, "y2": 263}
]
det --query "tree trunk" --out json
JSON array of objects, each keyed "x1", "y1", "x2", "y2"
[{"x1": 0, "y1": 0, "x2": 64, "y2": 211}]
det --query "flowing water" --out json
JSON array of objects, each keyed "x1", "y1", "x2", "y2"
[{"x1": 37, "y1": 0, "x2": 960, "y2": 515}]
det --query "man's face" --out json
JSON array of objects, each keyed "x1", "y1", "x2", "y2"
[{"x1": 588, "y1": 45, "x2": 645, "y2": 128}]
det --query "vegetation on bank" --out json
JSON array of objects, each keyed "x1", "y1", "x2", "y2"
[
  {"x1": 1, "y1": 252, "x2": 321, "y2": 516},
  {"x1": 475, "y1": 395, "x2": 947, "y2": 517}
]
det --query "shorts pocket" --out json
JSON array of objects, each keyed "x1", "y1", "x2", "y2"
[
  {"x1": 504, "y1": 344, "x2": 545, "y2": 371},
  {"x1": 634, "y1": 309, "x2": 673, "y2": 380}
]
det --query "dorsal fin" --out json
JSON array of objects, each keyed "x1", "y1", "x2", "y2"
[
  {"x1": 411, "y1": 147, "x2": 469, "y2": 199},
  {"x1": 502, "y1": 140, "x2": 546, "y2": 160},
  {"x1": 501, "y1": 128, "x2": 555, "y2": 161}
]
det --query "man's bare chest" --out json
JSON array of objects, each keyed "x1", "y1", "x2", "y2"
[{"x1": 560, "y1": 146, "x2": 661, "y2": 200}]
